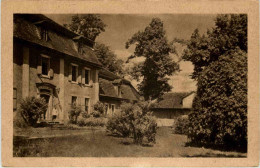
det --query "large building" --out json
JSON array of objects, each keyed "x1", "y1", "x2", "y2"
[{"x1": 13, "y1": 14, "x2": 139, "y2": 124}]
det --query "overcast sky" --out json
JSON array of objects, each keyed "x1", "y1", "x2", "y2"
[{"x1": 46, "y1": 14, "x2": 216, "y2": 93}]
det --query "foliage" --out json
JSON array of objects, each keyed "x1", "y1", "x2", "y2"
[
  {"x1": 106, "y1": 101, "x2": 158, "y2": 145},
  {"x1": 183, "y1": 14, "x2": 248, "y2": 150},
  {"x1": 172, "y1": 115, "x2": 189, "y2": 135},
  {"x1": 14, "y1": 110, "x2": 29, "y2": 128},
  {"x1": 64, "y1": 14, "x2": 106, "y2": 41},
  {"x1": 94, "y1": 43, "x2": 124, "y2": 76},
  {"x1": 183, "y1": 14, "x2": 247, "y2": 80},
  {"x1": 106, "y1": 114, "x2": 131, "y2": 137},
  {"x1": 90, "y1": 101, "x2": 105, "y2": 118},
  {"x1": 19, "y1": 97, "x2": 48, "y2": 127},
  {"x1": 188, "y1": 49, "x2": 247, "y2": 149},
  {"x1": 69, "y1": 105, "x2": 83, "y2": 124},
  {"x1": 81, "y1": 111, "x2": 91, "y2": 118},
  {"x1": 77, "y1": 116, "x2": 107, "y2": 127},
  {"x1": 125, "y1": 18, "x2": 179, "y2": 100}
]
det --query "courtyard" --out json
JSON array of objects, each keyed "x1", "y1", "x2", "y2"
[{"x1": 14, "y1": 127, "x2": 246, "y2": 157}]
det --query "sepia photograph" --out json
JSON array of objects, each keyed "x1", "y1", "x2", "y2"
[
  {"x1": 13, "y1": 13, "x2": 248, "y2": 157},
  {"x1": 1, "y1": 0, "x2": 259, "y2": 167}
]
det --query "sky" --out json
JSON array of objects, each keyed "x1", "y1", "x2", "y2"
[{"x1": 46, "y1": 14, "x2": 216, "y2": 93}]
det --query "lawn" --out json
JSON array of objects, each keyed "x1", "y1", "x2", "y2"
[{"x1": 13, "y1": 127, "x2": 246, "y2": 157}]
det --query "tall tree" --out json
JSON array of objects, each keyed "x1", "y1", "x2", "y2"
[
  {"x1": 184, "y1": 14, "x2": 247, "y2": 150},
  {"x1": 183, "y1": 14, "x2": 247, "y2": 80},
  {"x1": 94, "y1": 43, "x2": 124, "y2": 76},
  {"x1": 64, "y1": 14, "x2": 106, "y2": 41},
  {"x1": 126, "y1": 18, "x2": 179, "y2": 100}
]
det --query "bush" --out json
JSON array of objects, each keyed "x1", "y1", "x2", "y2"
[
  {"x1": 77, "y1": 116, "x2": 107, "y2": 127},
  {"x1": 14, "y1": 111, "x2": 29, "y2": 128},
  {"x1": 188, "y1": 49, "x2": 247, "y2": 150},
  {"x1": 19, "y1": 97, "x2": 48, "y2": 127},
  {"x1": 81, "y1": 112, "x2": 90, "y2": 118},
  {"x1": 69, "y1": 105, "x2": 82, "y2": 124},
  {"x1": 90, "y1": 101, "x2": 105, "y2": 118},
  {"x1": 106, "y1": 101, "x2": 158, "y2": 145},
  {"x1": 106, "y1": 114, "x2": 131, "y2": 137},
  {"x1": 172, "y1": 115, "x2": 189, "y2": 135}
]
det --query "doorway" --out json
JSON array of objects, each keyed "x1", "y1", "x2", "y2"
[{"x1": 40, "y1": 94, "x2": 50, "y2": 120}]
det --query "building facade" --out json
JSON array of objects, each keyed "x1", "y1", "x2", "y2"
[
  {"x1": 13, "y1": 14, "x2": 140, "y2": 124},
  {"x1": 13, "y1": 14, "x2": 102, "y2": 123}
]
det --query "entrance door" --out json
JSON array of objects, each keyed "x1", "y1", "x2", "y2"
[{"x1": 40, "y1": 94, "x2": 51, "y2": 120}]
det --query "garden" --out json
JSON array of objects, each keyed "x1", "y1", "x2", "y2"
[{"x1": 14, "y1": 96, "x2": 246, "y2": 157}]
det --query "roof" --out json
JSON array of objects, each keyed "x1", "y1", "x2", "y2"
[
  {"x1": 120, "y1": 85, "x2": 139, "y2": 101},
  {"x1": 153, "y1": 92, "x2": 195, "y2": 109},
  {"x1": 99, "y1": 78, "x2": 118, "y2": 98},
  {"x1": 13, "y1": 14, "x2": 102, "y2": 67},
  {"x1": 99, "y1": 77, "x2": 139, "y2": 101},
  {"x1": 99, "y1": 68, "x2": 120, "y2": 80}
]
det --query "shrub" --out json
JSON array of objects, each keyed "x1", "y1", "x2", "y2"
[
  {"x1": 173, "y1": 115, "x2": 189, "y2": 135},
  {"x1": 69, "y1": 105, "x2": 82, "y2": 124},
  {"x1": 81, "y1": 112, "x2": 90, "y2": 118},
  {"x1": 14, "y1": 110, "x2": 29, "y2": 128},
  {"x1": 106, "y1": 101, "x2": 158, "y2": 145},
  {"x1": 90, "y1": 101, "x2": 105, "y2": 118},
  {"x1": 19, "y1": 97, "x2": 48, "y2": 127},
  {"x1": 77, "y1": 116, "x2": 107, "y2": 127},
  {"x1": 106, "y1": 114, "x2": 131, "y2": 137},
  {"x1": 188, "y1": 49, "x2": 247, "y2": 150}
]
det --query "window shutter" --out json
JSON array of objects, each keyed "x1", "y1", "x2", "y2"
[
  {"x1": 49, "y1": 69, "x2": 54, "y2": 78},
  {"x1": 78, "y1": 67, "x2": 81, "y2": 83},
  {"x1": 82, "y1": 69, "x2": 85, "y2": 84},
  {"x1": 37, "y1": 55, "x2": 42, "y2": 75},
  {"x1": 68, "y1": 64, "x2": 72, "y2": 81}
]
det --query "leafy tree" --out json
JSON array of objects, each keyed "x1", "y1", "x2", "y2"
[
  {"x1": 183, "y1": 14, "x2": 247, "y2": 80},
  {"x1": 64, "y1": 14, "x2": 106, "y2": 41},
  {"x1": 125, "y1": 18, "x2": 179, "y2": 100},
  {"x1": 184, "y1": 14, "x2": 247, "y2": 150},
  {"x1": 94, "y1": 43, "x2": 124, "y2": 76},
  {"x1": 188, "y1": 49, "x2": 247, "y2": 149}
]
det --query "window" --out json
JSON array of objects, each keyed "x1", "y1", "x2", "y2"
[
  {"x1": 71, "y1": 96, "x2": 77, "y2": 106},
  {"x1": 42, "y1": 56, "x2": 50, "y2": 76},
  {"x1": 72, "y1": 65, "x2": 77, "y2": 82},
  {"x1": 41, "y1": 28, "x2": 48, "y2": 41},
  {"x1": 13, "y1": 88, "x2": 17, "y2": 111},
  {"x1": 111, "y1": 104, "x2": 115, "y2": 114},
  {"x1": 85, "y1": 69, "x2": 90, "y2": 85},
  {"x1": 104, "y1": 103, "x2": 108, "y2": 115},
  {"x1": 85, "y1": 98, "x2": 89, "y2": 112},
  {"x1": 78, "y1": 42, "x2": 83, "y2": 54}
]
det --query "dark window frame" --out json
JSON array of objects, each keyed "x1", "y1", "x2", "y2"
[
  {"x1": 71, "y1": 65, "x2": 77, "y2": 82},
  {"x1": 41, "y1": 56, "x2": 50, "y2": 76}
]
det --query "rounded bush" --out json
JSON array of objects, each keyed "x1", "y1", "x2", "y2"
[
  {"x1": 19, "y1": 97, "x2": 47, "y2": 127},
  {"x1": 173, "y1": 115, "x2": 189, "y2": 135},
  {"x1": 106, "y1": 101, "x2": 158, "y2": 144}
]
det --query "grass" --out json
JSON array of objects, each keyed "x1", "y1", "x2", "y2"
[{"x1": 13, "y1": 127, "x2": 247, "y2": 157}]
